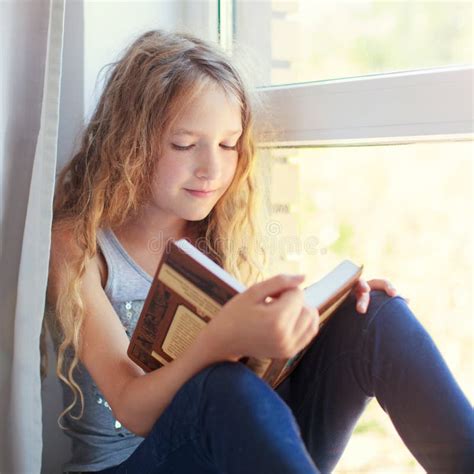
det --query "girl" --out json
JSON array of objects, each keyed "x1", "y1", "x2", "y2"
[{"x1": 45, "y1": 29, "x2": 474, "y2": 473}]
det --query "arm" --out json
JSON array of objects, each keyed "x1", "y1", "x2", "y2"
[
  {"x1": 47, "y1": 228, "x2": 236, "y2": 439},
  {"x1": 118, "y1": 327, "x2": 237, "y2": 437}
]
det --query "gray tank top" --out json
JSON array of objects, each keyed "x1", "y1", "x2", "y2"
[{"x1": 46, "y1": 227, "x2": 154, "y2": 472}]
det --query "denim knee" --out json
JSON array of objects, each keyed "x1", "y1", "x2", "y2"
[
  {"x1": 347, "y1": 289, "x2": 417, "y2": 351},
  {"x1": 200, "y1": 360, "x2": 275, "y2": 402},
  {"x1": 320, "y1": 290, "x2": 416, "y2": 394},
  {"x1": 198, "y1": 360, "x2": 296, "y2": 421},
  {"x1": 356, "y1": 290, "x2": 437, "y2": 394},
  {"x1": 364, "y1": 289, "x2": 410, "y2": 324},
  {"x1": 359, "y1": 290, "x2": 420, "y2": 336},
  {"x1": 338, "y1": 289, "x2": 411, "y2": 333}
]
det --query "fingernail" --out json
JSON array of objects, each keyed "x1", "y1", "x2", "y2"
[{"x1": 290, "y1": 274, "x2": 306, "y2": 280}]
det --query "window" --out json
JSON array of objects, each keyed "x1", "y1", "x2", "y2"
[
  {"x1": 260, "y1": 140, "x2": 473, "y2": 472},
  {"x1": 224, "y1": 1, "x2": 474, "y2": 470}
]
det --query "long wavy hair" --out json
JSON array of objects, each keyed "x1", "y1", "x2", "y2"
[{"x1": 44, "y1": 29, "x2": 271, "y2": 429}]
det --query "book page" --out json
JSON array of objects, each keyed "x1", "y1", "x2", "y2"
[
  {"x1": 160, "y1": 304, "x2": 207, "y2": 360},
  {"x1": 304, "y1": 260, "x2": 360, "y2": 309}
]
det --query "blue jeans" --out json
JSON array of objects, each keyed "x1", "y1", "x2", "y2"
[{"x1": 97, "y1": 290, "x2": 474, "y2": 473}]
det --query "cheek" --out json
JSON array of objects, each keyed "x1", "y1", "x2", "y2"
[
  {"x1": 224, "y1": 157, "x2": 239, "y2": 186},
  {"x1": 153, "y1": 159, "x2": 188, "y2": 188}
]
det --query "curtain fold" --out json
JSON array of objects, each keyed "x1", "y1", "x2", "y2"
[{"x1": 1, "y1": 0, "x2": 65, "y2": 472}]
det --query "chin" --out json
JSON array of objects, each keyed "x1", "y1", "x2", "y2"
[{"x1": 181, "y1": 208, "x2": 214, "y2": 222}]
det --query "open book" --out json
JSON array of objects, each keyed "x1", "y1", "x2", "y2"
[{"x1": 128, "y1": 239, "x2": 363, "y2": 389}]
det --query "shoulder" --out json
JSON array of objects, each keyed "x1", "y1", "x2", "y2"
[
  {"x1": 47, "y1": 226, "x2": 104, "y2": 306},
  {"x1": 47, "y1": 226, "x2": 145, "y2": 429}
]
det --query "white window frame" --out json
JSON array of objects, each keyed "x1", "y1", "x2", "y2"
[{"x1": 257, "y1": 66, "x2": 473, "y2": 147}]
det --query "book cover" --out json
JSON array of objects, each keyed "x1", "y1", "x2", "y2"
[{"x1": 128, "y1": 239, "x2": 363, "y2": 389}]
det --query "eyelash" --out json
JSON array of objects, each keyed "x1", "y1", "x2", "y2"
[{"x1": 171, "y1": 144, "x2": 237, "y2": 151}]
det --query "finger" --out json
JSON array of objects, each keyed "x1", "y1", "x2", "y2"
[
  {"x1": 367, "y1": 278, "x2": 397, "y2": 296},
  {"x1": 270, "y1": 286, "x2": 305, "y2": 317},
  {"x1": 351, "y1": 278, "x2": 368, "y2": 297},
  {"x1": 248, "y1": 273, "x2": 305, "y2": 304},
  {"x1": 356, "y1": 292, "x2": 370, "y2": 314},
  {"x1": 385, "y1": 280, "x2": 398, "y2": 296},
  {"x1": 354, "y1": 283, "x2": 369, "y2": 302},
  {"x1": 291, "y1": 306, "x2": 318, "y2": 340},
  {"x1": 357, "y1": 278, "x2": 371, "y2": 292},
  {"x1": 291, "y1": 309, "x2": 319, "y2": 354}
]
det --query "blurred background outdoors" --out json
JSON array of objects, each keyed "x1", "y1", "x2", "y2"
[
  {"x1": 233, "y1": 1, "x2": 473, "y2": 471},
  {"x1": 265, "y1": 142, "x2": 472, "y2": 472}
]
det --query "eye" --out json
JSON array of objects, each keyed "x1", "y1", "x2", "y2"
[
  {"x1": 220, "y1": 144, "x2": 238, "y2": 151},
  {"x1": 171, "y1": 144, "x2": 194, "y2": 151},
  {"x1": 171, "y1": 143, "x2": 238, "y2": 152}
]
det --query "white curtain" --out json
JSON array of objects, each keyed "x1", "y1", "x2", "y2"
[
  {"x1": 0, "y1": 0, "x2": 65, "y2": 472},
  {"x1": 0, "y1": 2, "x2": 215, "y2": 471}
]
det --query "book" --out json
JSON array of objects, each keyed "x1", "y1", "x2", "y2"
[{"x1": 127, "y1": 238, "x2": 363, "y2": 389}]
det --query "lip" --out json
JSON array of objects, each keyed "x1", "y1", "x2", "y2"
[{"x1": 184, "y1": 188, "x2": 217, "y2": 197}]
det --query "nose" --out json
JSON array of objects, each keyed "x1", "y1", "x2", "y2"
[{"x1": 194, "y1": 144, "x2": 221, "y2": 181}]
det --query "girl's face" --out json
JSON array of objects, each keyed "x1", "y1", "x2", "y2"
[{"x1": 150, "y1": 82, "x2": 242, "y2": 223}]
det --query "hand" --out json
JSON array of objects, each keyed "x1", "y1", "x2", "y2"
[
  {"x1": 352, "y1": 278, "x2": 400, "y2": 314},
  {"x1": 204, "y1": 274, "x2": 320, "y2": 361}
]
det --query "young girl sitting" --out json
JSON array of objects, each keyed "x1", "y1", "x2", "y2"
[{"x1": 45, "y1": 29, "x2": 474, "y2": 473}]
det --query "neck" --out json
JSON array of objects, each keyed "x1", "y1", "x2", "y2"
[{"x1": 113, "y1": 205, "x2": 199, "y2": 256}]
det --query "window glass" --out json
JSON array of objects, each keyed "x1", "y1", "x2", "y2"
[
  {"x1": 235, "y1": 1, "x2": 472, "y2": 86},
  {"x1": 261, "y1": 140, "x2": 473, "y2": 470}
]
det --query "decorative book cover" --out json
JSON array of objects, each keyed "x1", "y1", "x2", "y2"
[{"x1": 128, "y1": 239, "x2": 363, "y2": 389}]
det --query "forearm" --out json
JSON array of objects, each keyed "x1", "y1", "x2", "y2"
[{"x1": 117, "y1": 328, "x2": 238, "y2": 437}]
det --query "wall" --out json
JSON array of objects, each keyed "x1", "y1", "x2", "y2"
[{"x1": 42, "y1": 2, "x2": 216, "y2": 472}]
